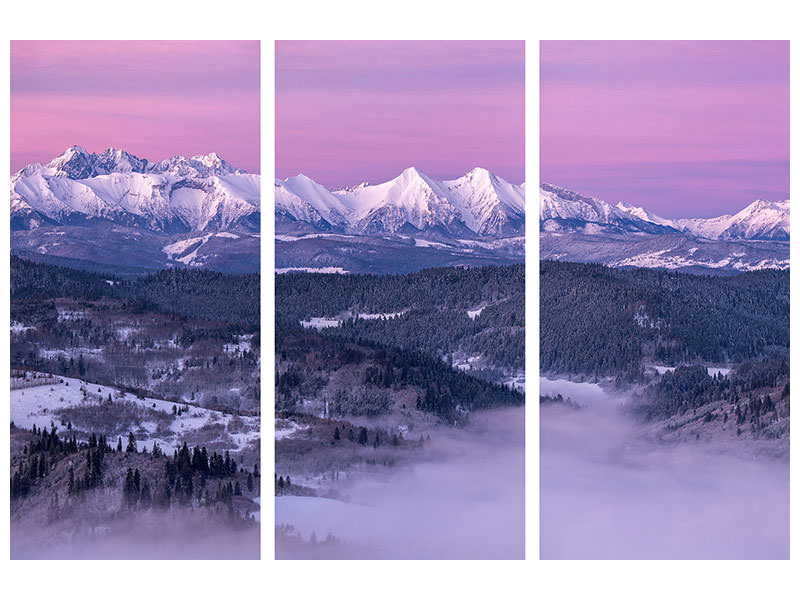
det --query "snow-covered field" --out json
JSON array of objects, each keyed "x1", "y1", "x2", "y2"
[
  {"x1": 646, "y1": 364, "x2": 732, "y2": 377},
  {"x1": 453, "y1": 354, "x2": 482, "y2": 372},
  {"x1": 10, "y1": 372, "x2": 259, "y2": 455},
  {"x1": 299, "y1": 309, "x2": 406, "y2": 330},
  {"x1": 11, "y1": 321, "x2": 35, "y2": 334},
  {"x1": 467, "y1": 306, "x2": 486, "y2": 320},
  {"x1": 275, "y1": 419, "x2": 309, "y2": 440},
  {"x1": 223, "y1": 334, "x2": 254, "y2": 354},
  {"x1": 276, "y1": 266, "x2": 349, "y2": 274},
  {"x1": 299, "y1": 317, "x2": 341, "y2": 330},
  {"x1": 162, "y1": 232, "x2": 243, "y2": 266}
]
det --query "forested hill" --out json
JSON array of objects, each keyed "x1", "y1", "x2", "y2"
[
  {"x1": 11, "y1": 255, "x2": 259, "y2": 325},
  {"x1": 540, "y1": 261, "x2": 788, "y2": 379},
  {"x1": 276, "y1": 264, "x2": 523, "y2": 322},
  {"x1": 276, "y1": 264, "x2": 524, "y2": 372},
  {"x1": 276, "y1": 328, "x2": 523, "y2": 421}
]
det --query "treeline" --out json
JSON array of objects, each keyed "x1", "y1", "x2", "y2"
[
  {"x1": 11, "y1": 255, "x2": 259, "y2": 325},
  {"x1": 540, "y1": 261, "x2": 789, "y2": 379}
]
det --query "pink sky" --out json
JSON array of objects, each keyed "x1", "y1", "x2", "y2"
[
  {"x1": 541, "y1": 41, "x2": 789, "y2": 218},
  {"x1": 11, "y1": 41, "x2": 260, "y2": 173},
  {"x1": 276, "y1": 41, "x2": 525, "y2": 187}
]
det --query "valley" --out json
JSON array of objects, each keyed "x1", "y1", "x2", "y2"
[{"x1": 539, "y1": 260, "x2": 790, "y2": 559}]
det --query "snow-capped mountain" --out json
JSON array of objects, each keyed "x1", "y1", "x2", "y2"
[
  {"x1": 10, "y1": 147, "x2": 260, "y2": 273},
  {"x1": 275, "y1": 167, "x2": 525, "y2": 237},
  {"x1": 11, "y1": 146, "x2": 259, "y2": 233},
  {"x1": 275, "y1": 174, "x2": 351, "y2": 231},
  {"x1": 540, "y1": 183, "x2": 790, "y2": 272},
  {"x1": 540, "y1": 183, "x2": 789, "y2": 241},
  {"x1": 674, "y1": 199, "x2": 790, "y2": 241},
  {"x1": 540, "y1": 183, "x2": 680, "y2": 236}
]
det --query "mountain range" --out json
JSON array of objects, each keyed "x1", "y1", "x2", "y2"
[
  {"x1": 276, "y1": 167, "x2": 525, "y2": 237},
  {"x1": 540, "y1": 183, "x2": 789, "y2": 241},
  {"x1": 10, "y1": 146, "x2": 260, "y2": 273},
  {"x1": 540, "y1": 183, "x2": 790, "y2": 273},
  {"x1": 14, "y1": 147, "x2": 784, "y2": 276},
  {"x1": 274, "y1": 167, "x2": 526, "y2": 274}
]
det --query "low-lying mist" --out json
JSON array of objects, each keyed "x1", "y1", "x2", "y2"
[
  {"x1": 11, "y1": 510, "x2": 259, "y2": 560},
  {"x1": 540, "y1": 389, "x2": 789, "y2": 560},
  {"x1": 276, "y1": 407, "x2": 525, "y2": 559}
]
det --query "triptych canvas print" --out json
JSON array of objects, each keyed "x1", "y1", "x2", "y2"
[{"x1": 7, "y1": 39, "x2": 789, "y2": 561}]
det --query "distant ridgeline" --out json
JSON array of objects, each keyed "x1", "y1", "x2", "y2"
[
  {"x1": 276, "y1": 264, "x2": 524, "y2": 370},
  {"x1": 11, "y1": 255, "x2": 259, "y2": 325},
  {"x1": 540, "y1": 261, "x2": 789, "y2": 380}
]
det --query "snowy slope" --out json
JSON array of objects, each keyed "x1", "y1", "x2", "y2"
[
  {"x1": 539, "y1": 183, "x2": 679, "y2": 235},
  {"x1": 275, "y1": 174, "x2": 351, "y2": 229},
  {"x1": 274, "y1": 167, "x2": 525, "y2": 237},
  {"x1": 10, "y1": 372, "x2": 259, "y2": 455},
  {"x1": 675, "y1": 199, "x2": 790, "y2": 241},
  {"x1": 442, "y1": 168, "x2": 525, "y2": 236},
  {"x1": 10, "y1": 146, "x2": 260, "y2": 233},
  {"x1": 336, "y1": 167, "x2": 466, "y2": 234}
]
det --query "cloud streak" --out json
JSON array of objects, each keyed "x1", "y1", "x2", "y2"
[
  {"x1": 276, "y1": 41, "x2": 525, "y2": 187},
  {"x1": 541, "y1": 41, "x2": 789, "y2": 217}
]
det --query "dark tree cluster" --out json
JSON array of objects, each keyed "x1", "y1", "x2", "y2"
[
  {"x1": 141, "y1": 442, "x2": 259, "y2": 512},
  {"x1": 540, "y1": 261, "x2": 789, "y2": 380},
  {"x1": 634, "y1": 354, "x2": 789, "y2": 423},
  {"x1": 10, "y1": 425, "x2": 108, "y2": 501}
]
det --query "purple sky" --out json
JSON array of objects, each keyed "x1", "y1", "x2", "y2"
[
  {"x1": 276, "y1": 41, "x2": 525, "y2": 187},
  {"x1": 11, "y1": 41, "x2": 260, "y2": 174},
  {"x1": 541, "y1": 41, "x2": 789, "y2": 218}
]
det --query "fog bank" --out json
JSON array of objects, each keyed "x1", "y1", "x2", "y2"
[
  {"x1": 277, "y1": 407, "x2": 525, "y2": 559},
  {"x1": 540, "y1": 379, "x2": 789, "y2": 559}
]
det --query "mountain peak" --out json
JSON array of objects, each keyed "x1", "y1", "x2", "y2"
[
  {"x1": 464, "y1": 166, "x2": 493, "y2": 180},
  {"x1": 398, "y1": 166, "x2": 427, "y2": 179},
  {"x1": 48, "y1": 145, "x2": 89, "y2": 165}
]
